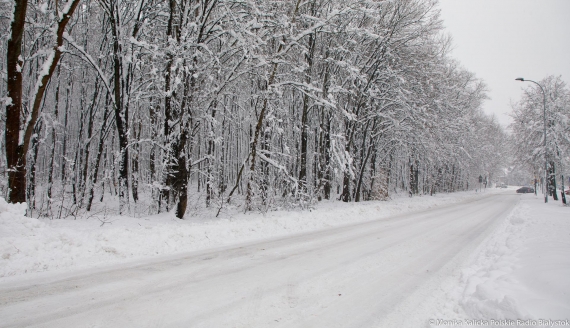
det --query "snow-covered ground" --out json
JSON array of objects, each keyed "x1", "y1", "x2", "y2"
[
  {"x1": 433, "y1": 192, "x2": 570, "y2": 326},
  {"x1": 0, "y1": 188, "x2": 503, "y2": 278},
  {"x1": 1, "y1": 188, "x2": 568, "y2": 327}
]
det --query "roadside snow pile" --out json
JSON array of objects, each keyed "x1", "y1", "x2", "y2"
[
  {"x1": 451, "y1": 194, "x2": 570, "y2": 324},
  {"x1": 1, "y1": 189, "x2": 503, "y2": 278},
  {"x1": 0, "y1": 197, "x2": 88, "y2": 276},
  {"x1": 458, "y1": 201, "x2": 531, "y2": 320}
]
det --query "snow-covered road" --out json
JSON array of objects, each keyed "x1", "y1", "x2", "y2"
[{"x1": 0, "y1": 193, "x2": 519, "y2": 328}]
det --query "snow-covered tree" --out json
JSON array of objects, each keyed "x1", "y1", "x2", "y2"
[
  {"x1": 1, "y1": 0, "x2": 510, "y2": 218},
  {"x1": 511, "y1": 76, "x2": 570, "y2": 195}
]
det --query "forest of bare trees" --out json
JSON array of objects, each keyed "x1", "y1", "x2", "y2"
[{"x1": 1, "y1": 0, "x2": 509, "y2": 219}]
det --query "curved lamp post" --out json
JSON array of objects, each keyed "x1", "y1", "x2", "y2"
[{"x1": 516, "y1": 77, "x2": 548, "y2": 203}]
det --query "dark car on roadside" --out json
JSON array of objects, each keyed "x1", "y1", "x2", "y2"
[{"x1": 516, "y1": 187, "x2": 534, "y2": 193}]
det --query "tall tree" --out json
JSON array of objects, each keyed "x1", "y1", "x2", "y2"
[{"x1": 5, "y1": 0, "x2": 80, "y2": 204}]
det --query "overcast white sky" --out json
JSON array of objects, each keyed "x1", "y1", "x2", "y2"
[{"x1": 437, "y1": 0, "x2": 570, "y2": 129}]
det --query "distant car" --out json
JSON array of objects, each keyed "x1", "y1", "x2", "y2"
[
  {"x1": 516, "y1": 187, "x2": 534, "y2": 193},
  {"x1": 500, "y1": 184, "x2": 507, "y2": 188},
  {"x1": 565, "y1": 189, "x2": 570, "y2": 195}
]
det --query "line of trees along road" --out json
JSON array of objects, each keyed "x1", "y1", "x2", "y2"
[
  {"x1": 510, "y1": 76, "x2": 570, "y2": 197},
  {"x1": 1, "y1": 0, "x2": 508, "y2": 218}
]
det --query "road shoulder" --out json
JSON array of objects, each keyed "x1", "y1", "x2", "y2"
[{"x1": 429, "y1": 194, "x2": 570, "y2": 326}]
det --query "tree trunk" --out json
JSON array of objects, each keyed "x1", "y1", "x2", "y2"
[
  {"x1": 246, "y1": 66, "x2": 279, "y2": 210},
  {"x1": 86, "y1": 99, "x2": 111, "y2": 211},
  {"x1": 354, "y1": 120, "x2": 375, "y2": 202},
  {"x1": 110, "y1": 17, "x2": 130, "y2": 211},
  {"x1": 322, "y1": 109, "x2": 332, "y2": 200},
  {"x1": 175, "y1": 124, "x2": 190, "y2": 218},
  {"x1": 206, "y1": 109, "x2": 217, "y2": 207},
  {"x1": 46, "y1": 68, "x2": 61, "y2": 208},
  {"x1": 5, "y1": 0, "x2": 29, "y2": 204},
  {"x1": 549, "y1": 161, "x2": 558, "y2": 200},
  {"x1": 80, "y1": 79, "x2": 101, "y2": 204},
  {"x1": 341, "y1": 120, "x2": 354, "y2": 202},
  {"x1": 131, "y1": 118, "x2": 141, "y2": 203},
  {"x1": 27, "y1": 121, "x2": 43, "y2": 212},
  {"x1": 5, "y1": 0, "x2": 80, "y2": 205},
  {"x1": 298, "y1": 91, "x2": 310, "y2": 193},
  {"x1": 149, "y1": 99, "x2": 157, "y2": 209}
]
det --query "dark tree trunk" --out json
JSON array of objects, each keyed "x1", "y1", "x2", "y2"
[
  {"x1": 354, "y1": 120, "x2": 375, "y2": 202},
  {"x1": 549, "y1": 161, "x2": 558, "y2": 200},
  {"x1": 174, "y1": 58, "x2": 195, "y2": 217},
  {"x1": 246, "y1": 57, "x2": 280, "y2": 210},
  {"x1": 80, "y1": 79, "x2": 101, "y2": 204},
  {"x1": 72, "y1": 78, "x2": 87, "y2": 205},
  {"x1": 5, "y1": 0, "x2": 29, "y2": 204},
  {"x1": 27, "y1": 121, "x2": 43, "y2": 211},
  {"x1": 106, "y1": 0, "x2": 130, "y2": 212},
  {"x1": 298, "y1": 29, "x2": 316, "y2": 194},
  {"x1": 219, "y1": 110, "x2": 227, "y2": 195},
  {"x1": 368, "y1": 146, "x2": 378, "y2": 200},
  {"x1": 6, "y1": 0, "x2": 80, "y2": 205},
  {"x1": 175, "y1": 130, "x2": 189, "y2": 218},
  {"x1": 341, "y1": 120, "x2": 354, "y2": 202},
  {"x1": 322, "y1": 109, "x2": 332, "y2": 200},
  {"x1": 409, "y1": 159, "x2": 419, "y2": 195},
  {"x1": 206, "y1": 109, "x2": 217, "y2": 207},
  {"x1": 318, "y1": 108, "x2": 331, "y2": 200},
  {"x1": 61, "y1": 83, "x2": 71, "y2": 180},
  {"x1": 355, "y1": 143, "x2": 374, "y2": 202},
  {"x1": 341, "y1": 162, "x2": 351, "y2": 202},
  {"x1": 161, "y1": 0, "x2": 180, "y2": 211},
  {"x1": 47, "y1": 68, "x2": 61, "y2": 206},
  {"x1": 260, "y1": 130, "x2": 271, "y2": 206},
  {"x1": 149, "y1": 99, "x2": 157, "y2": 207},
  {"x1": 298, "y1": 91, "x2": 309, "y2": 192},
  {"x1": 131, "y1": 118, "x2": 141, "y2": 203},
  {"x1": 86, "y1": 100, "x2": 111, "y2": 212}
]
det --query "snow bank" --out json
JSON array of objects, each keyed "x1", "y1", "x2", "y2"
[
  {"x1": 1, "y1": 189, "x2": 503, "y2": 278},
  {"x1": 459, "y1": 201, "x2": 532, "y2": 320},
  {"x1": 436, "y1": 193, "x2": 570, "y2": 325}
]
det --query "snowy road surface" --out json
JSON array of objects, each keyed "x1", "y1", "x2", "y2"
[{"x1": 0, "y1": 194, "x2": 518, "y2": 328}]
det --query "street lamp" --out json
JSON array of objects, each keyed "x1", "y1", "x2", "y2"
[{"x1": 515, "y1": 77, "x2": 548, "y2": 203}]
